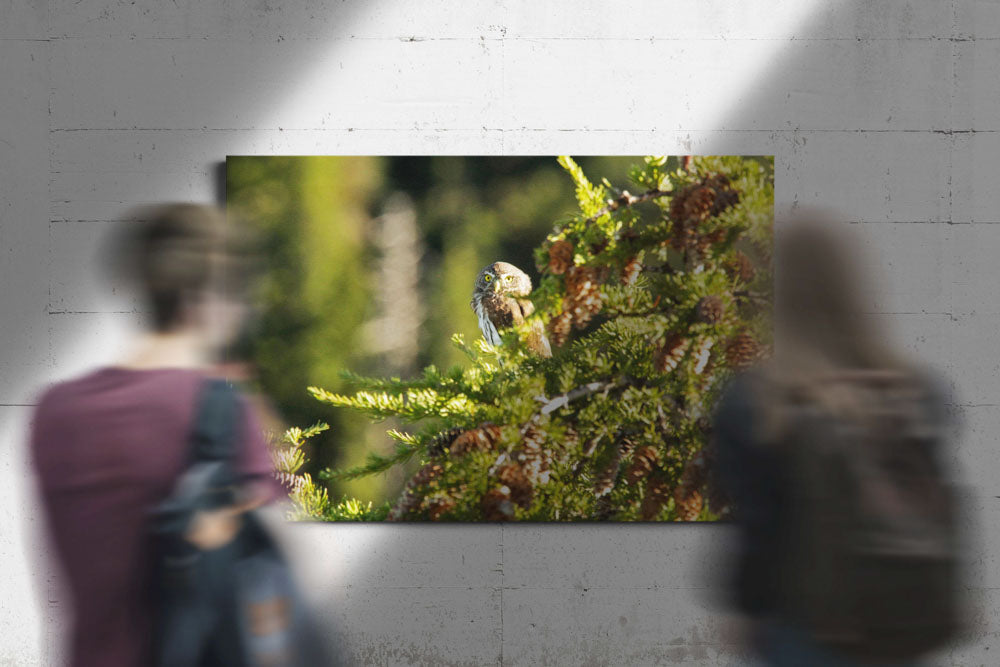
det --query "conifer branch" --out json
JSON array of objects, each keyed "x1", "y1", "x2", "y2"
[
  {"x1": 603, "y1": 296, "x2": 668, "y2": 318},
  {"x1": 322, "y1": 440, "x2": 421, "y2": 481}
]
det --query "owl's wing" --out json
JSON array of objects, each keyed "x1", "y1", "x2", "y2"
[
  {"x1": 472, "y1": 296, "x2": 502, "y2": 346},
  {"x1": 517, "y1": 298, "x2": 535, "y2": 318},
  {"x1": 509, "y1": 298, "x2": 530, "y2": 327},
  {"x1": 517, "y1": 299, "x2": 552, "y2": 358},
  {"x1": 529, "y1": 320, "x2": 552, "y2": 357}
]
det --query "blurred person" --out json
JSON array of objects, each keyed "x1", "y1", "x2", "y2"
[
  {"x1": 30, "y1": 204, "x2": 283, "y2": 666},
  {"x1": 713, "y1": 212, "x2": 965, "y2": 666}
]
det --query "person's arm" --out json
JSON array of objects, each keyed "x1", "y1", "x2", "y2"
[{"x1": 185, "y1": 389, "x2": 280, "y2": 550}]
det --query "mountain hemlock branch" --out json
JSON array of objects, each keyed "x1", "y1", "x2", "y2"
[{"x1": 283, "y1": 156, "x2": 773, "y2": 522}]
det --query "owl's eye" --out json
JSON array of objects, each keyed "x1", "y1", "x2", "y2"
[
  {"x1": 483, "y1": 274, "x2": 493, "y2": 283},
  {"x1": 504, "y1": 275, "x2": 513, "y2": 282}
]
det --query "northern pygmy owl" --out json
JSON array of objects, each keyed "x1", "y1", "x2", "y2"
[{"x1": 471, "y1": 261, "x2": 552, "y2": 357}]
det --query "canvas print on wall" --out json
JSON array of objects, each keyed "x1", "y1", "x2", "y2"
[{"x1": 226, "y1": 156, "x2": 774, "y2": 521}]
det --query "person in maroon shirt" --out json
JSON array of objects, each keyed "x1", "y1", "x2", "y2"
[{"x1": 31, "y1": 204, "x2": 277, "y2": 666}]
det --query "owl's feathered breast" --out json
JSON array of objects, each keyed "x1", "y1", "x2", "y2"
[
  {"x1": 473, "y1": 292, "x2": 524, "y2": 346},
  {"x1": 484, "y1": 292, "x2": 521, "y2": 328}
]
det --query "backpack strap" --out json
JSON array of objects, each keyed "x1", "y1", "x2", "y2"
[
  {"x1": 149, "y1": 379, "x2": 243, "y2": 538},
  {"x1": 189, "y1": 378, "x2": 242, "y2": 465}
]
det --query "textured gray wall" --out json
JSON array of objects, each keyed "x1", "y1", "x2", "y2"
[{"x1": 1, "y1": 1, "x2": 998, "y2": 664}]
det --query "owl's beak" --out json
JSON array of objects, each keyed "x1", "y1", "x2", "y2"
[{"x1": 493, "y1": 280, "x2": 502, "y2": 294}]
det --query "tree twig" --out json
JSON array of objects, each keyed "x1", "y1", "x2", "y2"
[
  {"x1": 521, "y1": 379, "x2": 625, "y2": 439},
  {"x1": 586, "y1": 188, "x2": 673, "y2": 224},
  {"x1": 536, "y1": 380, "x2": 621, "y2": 416}
]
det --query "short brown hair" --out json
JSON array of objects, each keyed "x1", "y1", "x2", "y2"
[{"x1": 118, "y1": 204, "x2": 240, "y2": 331}]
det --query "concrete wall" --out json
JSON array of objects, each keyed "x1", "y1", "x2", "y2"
[{"x1": 1, "y1": 1, "x2": 998, "y2": 664}]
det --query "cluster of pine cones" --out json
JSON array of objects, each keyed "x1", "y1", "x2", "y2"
[
  {"x1": 652, "y1": 330, "x2": 761, "y2": 377},
  {"x1": 388, "y1": 423, "x2": 500, "y2": 521},
  {"x1": 547, "y1": 239, "x2": 605, "y2": 347},
  {"x1": 389, "y1": 421, "x2": 558, "y2": 521},
  {"x1": 391, "y1": 420, "x2": 731, "y2": 522},
  {"x1": 586, "y1": 430, "x2": 719, "y2": 521}
]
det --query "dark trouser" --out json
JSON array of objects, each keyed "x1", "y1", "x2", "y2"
[{"x1": 759, "y1": 622, "x2": 921, "y2": 667}]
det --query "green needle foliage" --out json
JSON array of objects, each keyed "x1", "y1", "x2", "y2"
[
  {"x1": 298, "y1": 156, "x2": 773, "y2": 521},
  {"x1": 272, "y1": 422, "x2": 391, "y2": 521}
]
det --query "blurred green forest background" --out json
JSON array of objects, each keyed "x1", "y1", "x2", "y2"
[{"x1": 227, "y1": 156, "x2": 660, "y2": 504}]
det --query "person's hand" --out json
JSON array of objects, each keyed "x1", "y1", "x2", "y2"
[{"x1": 185, "y1": 506, "x2": 242, "y2": 550}]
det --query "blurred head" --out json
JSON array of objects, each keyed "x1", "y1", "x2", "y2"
[
  {"x1": 752, "y1": 210, "x2": 909, "y2": 434},
  {"x1": 114, "y1": 203, "x2": 250, "y2": 350},
  {"x1": 772, "y1": 209, "x2": 896, "y2": 375}
]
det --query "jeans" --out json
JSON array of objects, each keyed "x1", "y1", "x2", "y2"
[{"x1": 759, "y1": 622, "x2": 921, "y2": 667}]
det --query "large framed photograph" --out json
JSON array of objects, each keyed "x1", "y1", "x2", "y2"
[{"x1": 227, "y1": 155, "x2": 773, "y2": 521}]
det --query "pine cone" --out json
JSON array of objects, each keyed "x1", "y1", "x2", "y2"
[
  {"x1": 670, "y1": 218, "x2": 699, "y2": 252},
  {"x1": 694, "y1": 227, "x2": 727, "y2": 257},
  {"x1": 695, "y1": 295, "x2": 724, "y2": 324},
  {"x1": 426, "y1": 497, "x2": 456, "y2": 521},
  {"x1": 450, "y1": 423, "x2": 501, "y2": 456},
  {"x1": 708, "y1": 176, "x2": 739, "y2": 217},
  {"x1": 497, "y1": 463, "x2": 534, "y2": 509},
  {"x1": 673, "y1": 488, "x2": 703, "y2": 521},
  {"x1": 640, "y1": 472, "x2": 671, "y2": 520},
  {"x1": 387, "y1": 489, "x2": 423, "y2": 521},
  {"x1": 625, "y1": 446, "x2": 659, "y2": 485},
  {"x1": 617, "y1": 435, "x2": 637, "y2": 459},
  {"x1": 669, "y1": 175, "x2": 740, "y2": 254},
  {"x1": 697, "y1": 358, "x2": 717, "y2": 392},
  {"x1": 482, "y1": 488, "x2": 514, "y2": 521},
  {"x1": 427, "y1": 426, "x2": 465, "y2": 457},
  {"x1": 654, "y1": 334, "x2": 689, "y2": 373},
  {"x1": 565, "y1": 266, "x2": 602, "y2": 328},
  {"x1": 482, "y1": 423, "x2": 502, "y2": 443},
  {"x1": 389, "y1": 463, "x2": 443, "y2": 521},
  {"x1": 562, "y1": 425, "x2": 580, "y2": 450},
  {"x1": 547, "y1": 239, "x2": 574, "y2": 275},
  {"x1": 725, "y1": 332, "x2": 762, "y2": 369},
  {"x1": 724, "y1": 251, "x2": 756, "y2": 283},
  {"x1": 705, "y1": 226, "x2": 728, "y2": 245},
  {"x1": 692, "y1": 337, "x2": 714, "y2": 375},
  {"x1": 673, "y1": 455, "x2": 707, "y2": 521},
  {"x1": 716, "y1": 191, "x2": 740, "y2": 215},
  {"x1": 517, "y1": 450, "x2": 550, "y2": 486},
  {"x1": 411, "y1": 462, "x2": 444, "y2": 487},
  {"x1": 670, "y1": 184, "x2": 714, "y2": 224},
  {"x1": 548, "y1": 310, "x2": 572, "y2": 348},
  {"x1": 593, "y1": 446, "x2": 622, "y2": 498},
  {"x1": 514, "y1": 426, "x2": 551, "y2": 485},
  {"x1": 621, "y1": 256, "x2": 643, "y2": 286},
  {"x1": 522, "y1": 425, "x2": 545, "y2": 454}
]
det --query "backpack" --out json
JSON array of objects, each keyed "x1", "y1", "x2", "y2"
[
  {"x1": 149, "y1": 378, "x2": 334, "y2": 666},
  {"x1": 774, "y1": 370, "x2": 962, "y2": 661}
]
